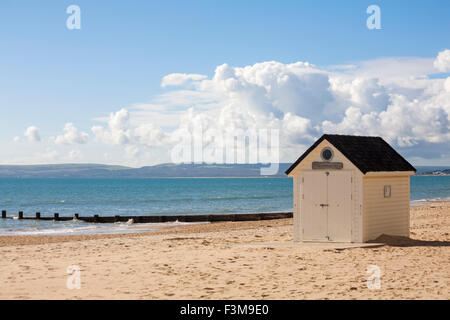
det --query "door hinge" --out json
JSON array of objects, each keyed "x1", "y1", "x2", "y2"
[
  {"x1": 302, "y1": 177, "x2": 304, "y2": 183},
  {"x1": 302, "y1": 194, "x2": 304, "y2": 199}
]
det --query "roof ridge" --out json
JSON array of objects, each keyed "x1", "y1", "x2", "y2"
[{"x1": 323, "y1": 133, "x2": 382, "y2": 138}]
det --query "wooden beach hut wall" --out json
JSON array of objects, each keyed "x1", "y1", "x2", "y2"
[{"x1": 285, "y1": 134, "x2": 416, "y2": 243}]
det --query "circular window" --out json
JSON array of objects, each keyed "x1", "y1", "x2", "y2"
[{"x1": 321, "y1": 147, "x2": 333, "y2": 161}]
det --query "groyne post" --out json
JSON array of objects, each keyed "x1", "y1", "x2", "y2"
[{"x1": 1, "y1": 210, "x2": 293, "y2": 224}]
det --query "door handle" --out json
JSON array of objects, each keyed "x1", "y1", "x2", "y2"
[{"x1": 320, "y1": 204, "x2": 329, "y2": 207}]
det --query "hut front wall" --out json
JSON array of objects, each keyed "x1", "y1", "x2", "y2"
[
  {"x1": 293, "y1": 174, "x2": 302, "y2": 242},
  {"x1": 291, "y1": 140, "x2": 363, "y2": 242},
  {"x1": 362, "y1": 175, "x2": 410, "y2": 242}
]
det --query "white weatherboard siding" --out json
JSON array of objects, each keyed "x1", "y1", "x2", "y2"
[
  {"x1": 352, "y1": 174, "x2": 364, "y2": 243},
  {"x1": 362, "y1": 175, "x2": 411, "y2": 242},
  {"x1": 302, "y1": 171, "x2": 328, "y2": 240},
  {"x1": 293, "y1": 175, "x2": 302, "y2": 242},
  {"x1": 327, "y1": 171, "x2": 352, "y2": 242}
]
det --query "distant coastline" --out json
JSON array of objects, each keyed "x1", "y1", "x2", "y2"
[
  {"x1": 418, "y1": 169, "x2": 450, "y2": 176},
  {"x1": 0, "y1": 163, "x2": 292, "y2": 178},
  {"x1": 0, "y1": 163, "x2": 448, "y2": 178}
]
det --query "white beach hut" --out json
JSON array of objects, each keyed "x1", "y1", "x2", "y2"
[{"x1": 285, "y1": 134, "x2": 416, "y2": 243}]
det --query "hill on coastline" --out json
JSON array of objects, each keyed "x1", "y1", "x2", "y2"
[
  {"x1": 0, "y1": 163, "x2": 292, "y2": 178},
  {"x1": 0, "y1": 164, "x2": 447, "y2": 178}
]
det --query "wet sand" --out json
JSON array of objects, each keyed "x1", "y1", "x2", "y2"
[{"x1": 0, "y1": 202, "x2": 448, "y2": 299}]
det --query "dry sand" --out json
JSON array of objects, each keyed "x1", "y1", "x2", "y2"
[{"x1": 0, "y1": 202, "x2": 448, "y2": 300}]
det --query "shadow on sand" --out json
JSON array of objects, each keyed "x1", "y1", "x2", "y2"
[{"x1": 369, "y1": 234, "x2": 450, "y2": 247}]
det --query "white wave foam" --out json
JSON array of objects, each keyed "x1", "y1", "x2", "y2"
[
  {"x1": 411, "y1": 197, "x2": 450, "y2": 206},
  {"x1": 0, "y1": 218, "x2": 210, "y2": 236}
]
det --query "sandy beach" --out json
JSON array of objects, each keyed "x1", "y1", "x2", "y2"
[{"x1": 0, "y1": 202, "x2": 448, "y2": 300}]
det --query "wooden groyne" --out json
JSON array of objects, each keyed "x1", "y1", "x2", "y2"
[{"x1": 0, "y1": 210, "x2": 292, "y2": 224}]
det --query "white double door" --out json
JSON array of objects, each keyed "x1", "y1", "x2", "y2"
[{"x1": 302, "y1": 171, "x2": 352, "y2": 242}]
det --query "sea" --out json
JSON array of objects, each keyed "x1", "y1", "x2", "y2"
[{"x1": 0, "y1": 174, "x2": 448, "y2": 236}]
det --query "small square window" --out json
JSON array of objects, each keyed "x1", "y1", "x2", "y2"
[{"x1": 384, "y1": 185, "x2": 391, "y2": 198}]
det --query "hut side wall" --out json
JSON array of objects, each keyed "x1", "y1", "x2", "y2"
[
  {"x1": 362, "y1": 175, "x2": 410, "y2": 242},
  {"x1": 352, "y1": 174, "x2": 364, "y2": 242}
]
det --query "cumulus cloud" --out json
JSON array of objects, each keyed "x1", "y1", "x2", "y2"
[
  {"x1": 92, "y1": 108, "x2": 171, "y2": 148},
  {"x1": 445, "y1": 77, "x2": 450, "y2": 93},
  {"x1": 55, "y1": 123, "x2": 89, "y2": 145},
  {"x1": 157, "y1": 57, "x2": 450, "y2": 161},
  {"x1": 134, "y1": 123, "x2": 171, "y2": 147},
  {"x1": 24, "y1": 126, "x2": 41, "y2": 142},
  {"x1": 90, "y1": 53, "x2": 450, "y2": 164},
  {"x1": 92, "y1": 108, "x2": 132, "y2": 145},
  {"x1": 434, "y1": 49, "x2": 450, "y2": 72},
  {"x1": 161, "y1": 73, "x2": 207, "y2": 87}
]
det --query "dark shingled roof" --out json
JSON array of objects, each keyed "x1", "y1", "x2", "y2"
[{"x1": 285, "y1": 134, "x2": 416, "y2": 175}]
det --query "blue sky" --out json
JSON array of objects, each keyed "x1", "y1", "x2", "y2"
[{"x1": 0, "y1": 1, "x2": 449, "y2": 166}]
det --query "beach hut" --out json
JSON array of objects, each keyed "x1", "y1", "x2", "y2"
[{"x1": 285, "y1": 134, "x2": 416, "y2": 243}]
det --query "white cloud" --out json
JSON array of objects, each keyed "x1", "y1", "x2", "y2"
[
  {"x1": 24, "y1": 126, "x2": 41, "y2": 142},
  {"x1": 37, "y1": 148, "x2": 60, "y2": 162},
  {"x1": 92, "y1": 108, "x2": 132, "y2": 145},
  {"x1": 161, "y1": 73, "x2": 207, "y2": 87},
  {"x1": 322, "y1": 92, "x2": 450, "y2": 149},
  {"x1": 135, "y1": 56, "x2": 449, "y2": 162},
  {"x1": 46, "y1": 51, "x2": 450, "y2": 164},
  {"x1": 434, "y1": 49, "x2": 450, "y2": 72},
  {"x1": 125, "y1": 145, "x2": 140, "y2": 159},
  {"x1": 68, "y1": 149, "x2": 82, "y2": 160},
  {"x1": 445, "y1": 77, "x2": 450, "y2": 93},
  {"x1": 92, "y1": 108, "x2": 171, "y2": 148},
  {"x1": 55, "y1": 123, "x2": 89, "y2": 145},
  {"x1": 133, "y1": 123, "x2": 171, "y2": 147},
  {"x1": 35, "y1": 148, "x2": 83, "y2": 163},
  {"x1": 352, "y1": 57, "x2": 435, "y2": 79}
]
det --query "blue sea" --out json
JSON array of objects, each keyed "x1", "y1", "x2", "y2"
[{"x1": 0, "y1": 176, "x2": 448, "y2": 236}]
